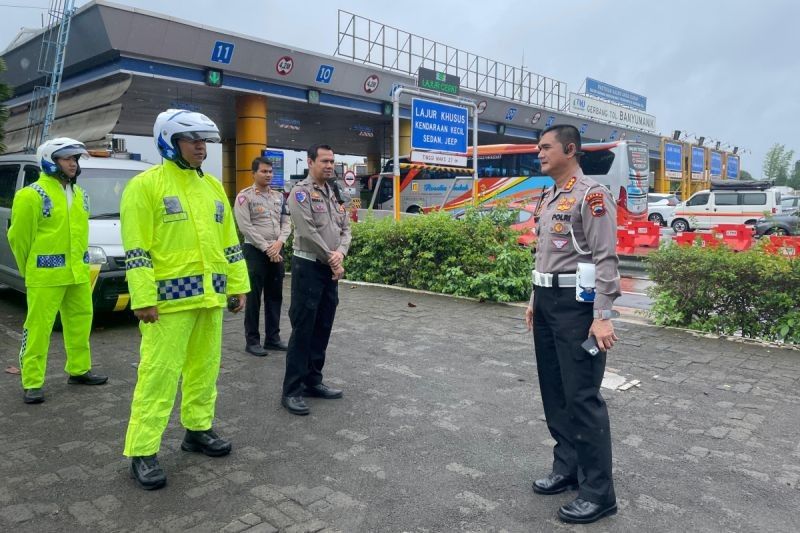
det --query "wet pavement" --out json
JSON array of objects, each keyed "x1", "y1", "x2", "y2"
[{"x1": 0, "y1": 281, "x2": 798, "y2": 532}]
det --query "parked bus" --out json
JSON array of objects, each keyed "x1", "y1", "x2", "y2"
[{"x1": 368, "y1": 140, "x2": 650, "y2": 224}]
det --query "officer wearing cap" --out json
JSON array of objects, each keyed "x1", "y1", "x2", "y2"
[
  {"x1": 121, "y1": 109, "x2": 249, "y2": 490},
  {"x1": 234, "y1": 157, "x2": 292, "y2": 357},
  {"x1": 280, "y1": 143, "x2": 351, "y2": 416},
  {"x1": 8, "y1": 137, "x2": 108, "y2": 405},
  {"x1": 525, "y1": 124, "x2": 620, "y2": 524}
]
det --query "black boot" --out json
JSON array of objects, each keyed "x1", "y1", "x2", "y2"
[
  {"x1": 67, "y1": 370, "x2": 108, "y2": 385},
  {"x1": 23, "y1": 388, "x2": 45, "y2": 404},
  {"x1": 181, "y1": 429, "x2": 232, "y2": 457},
  {"x1": 130, "y1": 455, "x2": 166, "y2": 490}
]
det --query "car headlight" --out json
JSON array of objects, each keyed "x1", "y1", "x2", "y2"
[{"x1": 87, "y1": 246, "x2": 108, "y2": 265}]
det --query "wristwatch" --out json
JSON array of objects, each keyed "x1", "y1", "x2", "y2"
[{"x1": 593, "y1": 309, "x2": 619, "y2": 320}]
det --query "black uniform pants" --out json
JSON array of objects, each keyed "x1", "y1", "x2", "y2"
[
  {"x1": 533, "y1": 284, "x2": 616, "y2": 505},
  {"x1": 243, "y1": 243, "x2": 285, "y2": 346},
  {"x1": 282, "y1": 256, "x2": 339, "y2": 397}
]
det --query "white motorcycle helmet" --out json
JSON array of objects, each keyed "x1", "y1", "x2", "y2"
[
  {"x1": 153, "y1": 109, "x2": 220, "y2": 168},
  {"x1": 37, "y1": 137, "x2": 89, "y2": 178}
]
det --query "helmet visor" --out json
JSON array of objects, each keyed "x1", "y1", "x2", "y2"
[
  {"x1": 173, "y1": 131, "x2": 221, "y2": 143},
  {"x1": 52, "y1": 145, "x2": 89, "y2": 159}
]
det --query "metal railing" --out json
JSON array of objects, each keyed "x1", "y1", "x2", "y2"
[{"x1": 335, "y1": 10, "x2": 567, "y2": 111}]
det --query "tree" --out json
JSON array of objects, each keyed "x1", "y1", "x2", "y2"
[
  {"x1": 788, "y1": 161, "x2": 800, "y2": 191},
  {"x1": 740, "y1": 170, "x2": 753, "y2": 181},
  {"x1": 762, "y1": 143, "x2": 794, "y2": 185},
  {"x1": 0, "y1": 58, "x2": 12, "y2": 154}
]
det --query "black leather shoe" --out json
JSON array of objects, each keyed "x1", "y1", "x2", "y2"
[
  {"x1": 245, "y1": 344, "x2": 269, "y2": 357},
  {"x1": 303, "y1": 383, "x2": 343, "y2": 399},
  {"x1": 532, "y1": 473, "x2": 578, "y2": 495},
  {"x1": 181, "y1": 429, "x2": 232, "y2": 457},
  {"x1": 130, "y1": 455, "x2": 166, "y2": 490},
  {"x1": 558, "y1": 498, "x2": 617, "y2": 524},
  {"x1": 67, "y1": 371, "x2": 108, "y2": 385},
  {"x1": 263, "y1": 340, "x2": 288, "y2": 351},
  {"x1": 23, "y1": 388, "x2": 45, "y2": 404},
  {"x1": 281, "y1": 396, "x2": 310, "y2": 415}
]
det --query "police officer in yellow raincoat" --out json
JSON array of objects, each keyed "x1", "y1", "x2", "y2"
[
  {"x1": 8, "y1": 138, "x2": 108, "y2": 405},
  {"x1": 121, "y1": 109, "x2": 249, "y2": 490}
]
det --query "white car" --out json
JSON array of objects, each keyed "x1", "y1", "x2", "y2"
[
  {"x1": 780, "y1": 195, "x2": 799, "y2": 215},
  {"x1": 647, "y1": 193, "x2": 679, "y2": 226}
]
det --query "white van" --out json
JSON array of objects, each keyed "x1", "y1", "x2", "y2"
[
  {"x1": 667, "y1": 181, "x2": 781, "y2": 232},
  {"x1": 0, "y1": 154, "x2": 152, "y2": 312}
]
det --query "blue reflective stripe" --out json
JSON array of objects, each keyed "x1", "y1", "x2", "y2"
[
  {"x1": 223, "y1": 244, "x2": 241, "y2": 256},
  {"x1": 227, "y1": 251, "x2": 244, "y2": 264},
  {"x1": 83, "y1": 251, "x2": 90, "y2": 264},
  {"x1": 29, "y1": 184, "x2": 53, "y2": 218},
  {"x1": 125, "y1": 248, "x2": 153, "y2": 270},
  {"x1": 37, "y1": 254, "x2": 66, "y2": 268},
  {"x1": 212, "y1": 273, "x2": 227, "y2": 294},
  {"x1": 157, "y1": 275, "x2": 204, "y2": 301}
]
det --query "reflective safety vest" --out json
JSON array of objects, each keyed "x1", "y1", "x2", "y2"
[
  {"x1": 8, "y1": 173, "x2": 90, "y2": 287},
  {"x1": 120, "y1": 160, "x2": 250, "y2": 313}
]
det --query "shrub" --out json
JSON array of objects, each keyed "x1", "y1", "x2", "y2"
[
  {"x1": 645, "y1": 241, "x2": 800, "y2": 343},
  {"x1": 346, "y1": 208, "x2": 533, "y2": 302}
]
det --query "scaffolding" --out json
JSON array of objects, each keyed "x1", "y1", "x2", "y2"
[
  {"x1": 335, "y1": 10, "x2": 567, "y2": 111},
  {"x1": 24, "y1": 0, "x2": 76, "y2": 152}
]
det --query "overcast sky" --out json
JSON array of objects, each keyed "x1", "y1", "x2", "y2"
[{"x1": 2, "y1": 0, "x2": 799, "y2": 175}]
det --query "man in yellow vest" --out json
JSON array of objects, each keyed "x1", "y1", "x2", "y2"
[
  {"x1": 8, "y1": 138, "x2": 108, "y2": 405},
  {"x1": 121, "y1": 109, "x2": 249, "y2": 490}
]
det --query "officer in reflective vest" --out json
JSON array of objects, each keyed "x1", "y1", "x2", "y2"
[
  {"x1": 8, "y1": 138, "x2": 108, "y2": 405},
  {"x1": 525, "y1": 125, "x2": 620, "y2": 525},
  {"x1": 280, "y1": 143, "x2": 351, "y2": 416},
  {"x1": 121, "y1": 109, "x2": 249, "y2": 490}
]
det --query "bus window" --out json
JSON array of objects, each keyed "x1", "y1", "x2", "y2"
[
  {"x1": 518, "y1": 153, "x2": 542, "y2": 176},
  {"x1": 580, "y1": 150, "x2": 615, "y2": 175}
]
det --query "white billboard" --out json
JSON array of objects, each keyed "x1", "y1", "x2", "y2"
[{"x1": 569, "y1": 93, "x2": 656, "y2": 134}]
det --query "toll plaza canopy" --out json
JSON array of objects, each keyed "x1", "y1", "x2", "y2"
[{"x1": 0, "y1": 0, "x2": 663, "y2": 157}]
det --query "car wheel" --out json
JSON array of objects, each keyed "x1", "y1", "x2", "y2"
[
  {"x1": 671, "y1": 219, "x2": 690, "y2": 233},
  {"x1": 766, "y1": 227, "x2": 788, "y2": 236},
  {"x1": 648, "y1": 213, "x2": 664, "y2": 225}
]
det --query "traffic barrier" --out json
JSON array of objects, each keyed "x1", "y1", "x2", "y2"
[
  {"x1": 626, "y1": 221, "x2": 660, "y2": 247},
  {"x1": 763, "y1": 235, "x2": 800, "y2": 258},
  {"x1": 712, "y1": 224, "x2": 754, "y2": 252},
  {"x1": 616, "y1": 229, "x2": 636, "y2": 255},
  {"x1": 674, "y1": 231, "x2": 722, "y2": 248}
]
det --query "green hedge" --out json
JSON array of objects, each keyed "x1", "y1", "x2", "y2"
[
  {"x1": 645, "y1": 242, "x2": 800, "y2": 343},
  {"x1": 345, "y1": 209, "x2": 533, "y2": 302}
]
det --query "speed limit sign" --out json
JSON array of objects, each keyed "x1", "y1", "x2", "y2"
[{"x1": 276, "y1": 56, "x2": 294, "y2": 76}]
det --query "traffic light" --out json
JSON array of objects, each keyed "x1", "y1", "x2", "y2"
[{"x1": 205, "y1": 68, "x2": 223, "y2": 88}]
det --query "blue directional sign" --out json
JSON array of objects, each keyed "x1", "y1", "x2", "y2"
[
  {"x1": 505, "y1": 107, "x2": 517, "y2": 121},
  {"x1": 316, "y1": 64, "x2": 335, "y2": 84},
  {"x1": 211, "y1": 41, "x2": 235, "y2": 64},
  {"x1": 262, "y1": 149, "x2": 285, "y2": 189},
  {"x1": 726, "y1": 155, "x2": 740, "y2": 179},
  {"x1": 664, "y1": 142, "x2": 682, "y2": 173},
  {"x1": 579, "y1": 123, "x2": 588, "y2": 134},
  {"x1": 586, "y1": 77, "x2": 646, "y2": 111},
  {"x1": 411, "y1": 98, "x2": 468, "y2": 153},
  {"x1": 691, "y1": 146, "x2": 705, "y2": 174},
  {"x1": 710, "y1": 151, "x2": 723, "y2": 177},
  {"x1": 545, "y1": 115, "x2": 555, "y2": 128}
]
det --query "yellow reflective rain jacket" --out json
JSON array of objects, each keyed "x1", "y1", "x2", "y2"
[
  {"x1": 120, "y1": 160, "x2": 249, "y2": 311},
  {"x1": 8, "y1": 173, "x2": 90, "y2": 287}
]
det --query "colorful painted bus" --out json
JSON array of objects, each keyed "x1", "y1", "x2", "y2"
[{"x1": 367, "y1": 141, "x2": 650, "y2": 224}]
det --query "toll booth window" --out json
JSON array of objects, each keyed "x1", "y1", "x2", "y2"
[
  {"x1": 0, "y1": 164, "x2": 21, "y2": 208},
  {"x1": 687, "y1": 193, "x2": 709, "y2": 206},
  {"x1": 23, "y1": 165, "x2": 40, "y2": 186},
  {"x1": 714, "y1": 193, "x2": 738, "y2": 206},
  {"x1": 741, "y1": 193, "x2": 766, "y2": 206},
  {"x1": 580, "y1": 150, "x2": 615, "y2": 176},
  {"x1": 518, "y1": 154, "x2": 542, "y2": 176}
]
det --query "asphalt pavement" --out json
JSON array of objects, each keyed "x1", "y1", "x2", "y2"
[{"x1": 0, "y1": 281, "x2": 798, "y2": 532}]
